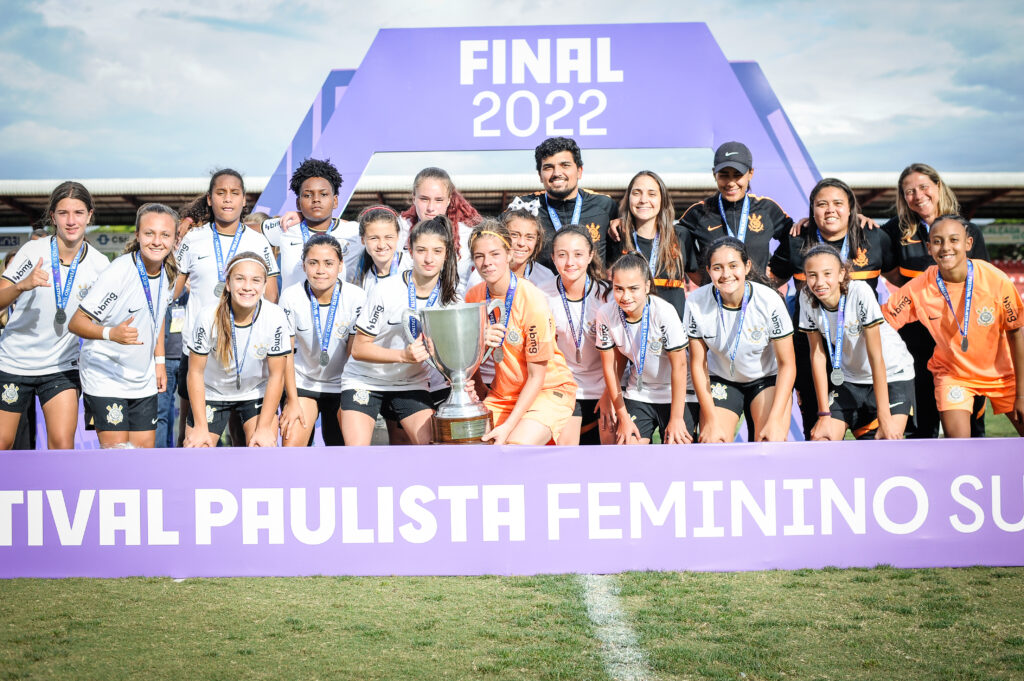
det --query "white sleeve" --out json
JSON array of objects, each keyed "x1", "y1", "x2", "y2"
[
  {"x1": 189, "y1": 310, "x2": 213, "y2": 355},
  {"x1": 261, "y1": 219, "x2": 282, "y2": 247},
  {"x1": 662, "y1": 304, "x2": 688, "y2": 351},
  {"x1": 2, "y1": 241, "x2": 39, "y2": 285},
  {"x1": 797, "y1": 290, "x2": 818, "y2": 332},
  {"x1": 267, "y1": 308, "x2": 291, "y2": 356},
  {"x1": 175, "y1": 232, "x2": 194, "y2": 274},
  {"x1": 78, "y1": 266, "x2": 120, "y2": 323},
  {"x1": 355, "y1": 288, "x2": 387, "y2": 337},
  {"x1": 766, "y1": 289, "x2": 794, "y2": 339},
  {"x1": 259, "y1": 238, "x2": 280, "y2": 276},
  {"x1": 595, "y1": 305, "x2": 616, "y2": 350},
  {"x1": 682, "y1": 300, "x2": 702, "y2": 339},
  {"x1": 854, "y1": 282, "x2": 884, "y2": 327}
]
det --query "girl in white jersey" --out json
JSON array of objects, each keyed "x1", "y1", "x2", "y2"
[
  {"x1": 0, "y1": 182, "x2": 110, "y2": 450},
  {"x1": 597, "y1": 253, "x2": 692, "y2": 445},
  {"x1": 279, "y1": 234, "x2": 366, "y2": 447},
  {"x1": 684, "y1": 236, "x2": 796, "y2": 443},
  {"x1": 354, "y1": 206, "x2": 412, "y2": 297},
  {"x1": 68, "y1": 203, "x2": 177, "y2": 448},
  {"x1": 173, "y1": 169, "x2": 280, "y2": 443},
  {"x1": 547, "y1": 225, "x2": 614, "y2": 445},
  {"x1": 257, "y1": 158, "x2": 362, "y2": 288},
  {"x1": 184, "y1": 253, "x2": 291, "y2": 447},
  {"x1": 341, "y1": 216, "x2": 462, "y2": 445},
  {"x1": 799, "y1": 244, "x2": 916, "y2": 440}
]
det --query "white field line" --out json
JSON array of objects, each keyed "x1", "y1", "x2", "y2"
[{"x1": 578, "y1": 573, "x2": 653, "y2": 681}]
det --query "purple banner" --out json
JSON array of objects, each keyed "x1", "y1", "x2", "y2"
[{"x1": 2, "y1": 440, "x2": 1023, "y2": 578}]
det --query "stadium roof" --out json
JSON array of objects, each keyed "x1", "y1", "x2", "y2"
[{"x1": 0, "y1": 172, "x2": 1021, "y2": 227}]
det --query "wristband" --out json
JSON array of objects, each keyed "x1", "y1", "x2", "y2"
[
  {"x1": 102, "y1": 327, "x2": 111, "y2": 341},
  {"x1": 155, "y1": 356, "x2": 166, "y2": 365},
  {"x1": 817, "y1": 411, "x2": 831, "y2": 417}
]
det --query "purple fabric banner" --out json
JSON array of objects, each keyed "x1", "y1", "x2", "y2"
[{"x1": 2, "y1": 440, "x2": 1022, "y2": 578}]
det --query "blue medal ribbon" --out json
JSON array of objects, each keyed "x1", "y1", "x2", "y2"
[
  {"x1": 618, "y1": 298, "x2": 650, "y2": 390},
  {"x1": 714, "y1": 282, "x2": 752, "y2": 377},
  {"x1": 819, "y1": 294, "x2": 847, "y2": 379},
  {"x1": 558, "y1": 276, "x2": 589, "y2": 362},
  {"x1": 935, "y1": 260, "x2": 973, "y2": 352},
  {"x1": 134, "y1": 253, "x2": 164, "y2": 333},
  {"x1": 816, "y1": 230, "x2": 850, "y2": 262},
  {"x1": 546, "y1": 193, "x2": 583, "y2": 232},
  {"x1": 212, "y1": 225, "x2": 245, "y2": 284},
  {"x1": 50, "y1": 237, "x2": 84, "y2": 317},
  {"x1": 486, "y1": 272, "x2": 518, "y2": 355},
  {"x1": 407, "y1": 273, "x2": 441, "y2": 338},
  {"x1": 371, "y1": 251, "x2": 401, "y2": 284},
  {"x1": 632, "y1": 231, "x2": 660, "y2": 276},
  {"x1": 717, "y1": 194, "x2": 750, "y2": 242},
  {"x1": 309, "y1": 281, "x2": 341, "y2": 359},
  {"x1": 228, "y1": 300, "x2": 259, "y2": 390}
]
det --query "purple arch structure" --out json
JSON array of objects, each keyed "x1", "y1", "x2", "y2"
[{"x1": 255, "y1": 23, "x2": 821, "y2": 220}]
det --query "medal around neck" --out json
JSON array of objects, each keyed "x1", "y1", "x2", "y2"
[
  {"x1": 401, "y1": 300, "x2": 501, "y2": 444},
  {"x1": 54, "y1": 308, "x2": 67, "y2": 325},
  {"x1": 214, "y1": 282, "x2": 226, "y2": 297},
  {"x1": 831, "y1": 368, "x2": 844, "y2": 386}
]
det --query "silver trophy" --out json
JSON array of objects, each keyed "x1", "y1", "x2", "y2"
[{"x1": 402, "y1": 300, "x2": 500, "y2": 444}]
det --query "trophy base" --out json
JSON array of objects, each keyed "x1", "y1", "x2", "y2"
[{"x1": 432, "y1": 413, "x2": 493, "y2": 444}]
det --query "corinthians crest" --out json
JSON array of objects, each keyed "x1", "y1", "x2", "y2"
[
  {"x1": 852, "y1": 247, "x2": 869, "y2": 267},
  {"x1": 105, "y1": 403, "x2": 124, "y2": 426},
  {"x1": 977, "y1": 306, "x2": 995, "y2": 327},
  {"x1": 1, "y1": 383, "x2": 18, "y2": 405},
  {"x1": 747, "y1": 213, "x2": 764, "y2": 232}
]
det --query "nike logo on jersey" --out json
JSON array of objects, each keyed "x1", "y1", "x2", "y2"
[
  {"x1": 295, "y1": 326, "x2": 310, "y2": 332},
  {"x1": 889, "y1": 402, "x2": 904, "y2": 408},
  {"x1": 928, "y1": 315, "x2": 941, "y2": 320},
  {"x1": 151, "y1": 418, "x2": 158, "y2": 425},
  {"x1": 196, "y1": 255, "x2": 210, "y2": 261},
  {"x1": 708, "y1": 224, "x2": 722, "y2": 231},
  {"x1": 129, "y1": 307, "x2": 142, "y2": 314}
]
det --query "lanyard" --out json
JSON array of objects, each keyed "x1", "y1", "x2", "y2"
[
  {"x1": 486, "y1": 273, "x2": 518, "y2": 362},
  {"x1": 134, "y1": 254, "x2": 164, "y2": 333},
  {"x1": 50, "y1": 237, "x2": 84, "y2": 318},
  {"x1": 718, "y1": 194, "x2": 750, "y2": 241},
  {"x1": 546, "y1": 193, "x2": 583, "y2": 232},
  {"x1": 228, "y1": 301, "x2": 259, "y2": 390},
  {"x1": 212, "y1": 226, "x2": 245, "y2": 283},
  {"x1": 819, "y1": 294, "x2": 847, "y2": 385},
  {"x1": 714, "y1": 282, "x2": 752, "y2": 377},
  {"x1": 632, "y1": 231, "x2": 660, "y2": 276},
  {"x1": 936, "y1": 260, "x2": 973, "y2": 352},
  {"x1": 407, "y1": 274, "x2": 441, "y2": 338},
  {"x1": 372, "y1": 252, "x2": 401, "y2": 283},
  {"x1": 816, "y1": 230, "x2": 850, "y2": 261},
  {"x1": 298, "y1": 218, "x2": 335, "y2": 244},
  {"x1": 618, "y1": 298, "x2": 651, "y2": 390},
  {"x1": 558, "y1": 276, "x2": 589, "y2": 364},
  {"x1": 309, "y1": 281, "x2": 341, "y2": 366}
]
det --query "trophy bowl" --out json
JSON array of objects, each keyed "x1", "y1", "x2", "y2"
[{"x1": 403, "y1": 300, "x2": 500, "y2": 444}]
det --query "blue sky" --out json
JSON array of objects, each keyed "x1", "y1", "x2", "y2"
[{"x1": 0, "y1": 0, "x2": 1021, "y2": 180}]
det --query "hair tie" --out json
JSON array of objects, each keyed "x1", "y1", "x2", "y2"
[
  {"x1": 479, "y1": 230, "x2": 510, "y2": 248},
  {"x1": 358, "y1": 204, "x2": 398, "y2": 219}
]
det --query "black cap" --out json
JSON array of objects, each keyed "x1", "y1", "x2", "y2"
[{"x1": 713, "y1": 142, "x2": 752, "y2": 174}]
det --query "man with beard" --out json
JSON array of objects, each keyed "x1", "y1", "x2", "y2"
[{"x1": 506, "y1": 137, "x2": 619, "y2": 270}]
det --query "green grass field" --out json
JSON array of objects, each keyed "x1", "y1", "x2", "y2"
[{"x1": 2, "y1": 567, "x2": 1023, "y2": 681}]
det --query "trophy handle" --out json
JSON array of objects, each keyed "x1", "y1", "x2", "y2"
[
  {"x1": 401, "y1": 308, "x2": 440, "y2": 372},
  {"x1": 480, "y1": 299, "x2": 503, "y2": 364}
]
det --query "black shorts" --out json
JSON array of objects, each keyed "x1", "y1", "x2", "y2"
[
  {"x1": 429, "y1": 387, "x2": 451, "y2": 410},
  {"x1": 573, "y1": 398, "x2": 600, "y2": 444},
  {"x1": 84, "y1": 393, "x2": 158, "y2": 432},
  {"x1": 340, "y1": 388, "x2": 433, "y2": 422},
  {"x1": 829, "y1": 378, "x2": 916, "y2": 438},
  {"x1": 295, "y1": 388, "x2": 343, "y2": 446},
  {"x1": 0, "y1": 368, "x2": 80, "y2": 412},
  {"x1": 176, "y1": 353, "x2": 190, "y2": 400},
  {"x1": 708, "y1": 374, "x2": 777, "y2": 418},
  {"x1": 186, "y1": 399, "x2": 263, "y2": 436},
  {"x1": 622, "y1": 398, "x2": 699, "y2": 441}
]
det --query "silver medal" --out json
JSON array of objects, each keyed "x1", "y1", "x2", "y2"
[
  {"x1": 235, "y1": 376, "x2": 241, "y2": 390},
  {"x1": 729, "y1": 360, "x2": 735, "y2": 377},
  {"x1": 636, "y1": 375, "x2": 644, "y2": 391},
  {"x1": 575, "y1": 348, "x2": 583, "y2": 364},
  {"x1": 319, "y1": 350, "x2": 330, "y2": 367},
  {"x1": 214, "y1": 282, "x2": 226, "y2": 297},
  {"x1": 494, "y1": 346, "x2": 504, "y2": 364},
  {"x1": 830, "y1": 368, "x2": 844, "y2": 386},
  {"x1": 961, "y1": 337, "x2": 968, "y2": 352},
  {"x1": 54, "y1": 308, "x2": 67, "y2": 325}
]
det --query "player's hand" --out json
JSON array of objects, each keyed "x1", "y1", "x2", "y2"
[
  {"x1": 248, "y1": 425, "x2": 278, "y2": 447},
  {"x1": 664, "y1": 417, "x2": 693, "y2": 445},
  {"x1": 810, "y1": 415, "x2": 835, "y2": 441},
  {"x1": 597, "y1": 394, "x2": 617, "y2": 432},
  {"x1": 184, "y1": 427, "x2": 212, "y2": 448},
  {"x1": 857, "y1": 214, "x2": 880, "y2": 230},
  {"x1": 280, "y1": 212, "x2": 302, "y2": 231},
  {"x1": 875, "y1": 415, "x2": 904, "y2": 440},
  {"x1": 402, "y1": 339, "x2": 429, "y2": 363},
  {"x1": 790, "y1": 218, "x2": 807, "y2": 237},
  {"x1": 608, "y1": 218, "x2": 622, "y2": 241},
  {"x1": 280, "y1": 401, "x2": 307, "y2": 441},
  {"x1": 756, "y1": 421, "x2": 787, "y2": 442},
  {"x1": 483, "y1": 324, "x2": 506, "y2": 348},
  {"x1": 109, "y1": 317, "x2": 142, "y2": 345},
  {"x1": 615, "y1": 415, "x2": 642, "y2": 444},
  {"x1": 481, "y1": 421, "x2": 513, "y2": 446},
  {"x1": 156, "y1": 364, "x2": 167, "y2": 392},
  {"x1": 16, "y1": 258, "x2": 51, "y2": 292},
  {"x1": 699, "y1": 418, "x2": 729, "y2": 443}
]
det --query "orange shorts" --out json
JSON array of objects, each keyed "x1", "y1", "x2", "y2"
[
  {"x1": 486, "y1": 386, "x2": 575, "y2": 442},
  {"x1": 934, "y1": 375, "x2": 1016, "y2": 414}
]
